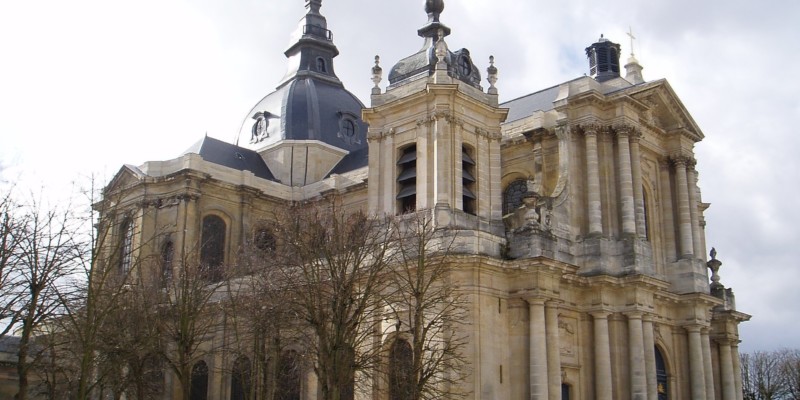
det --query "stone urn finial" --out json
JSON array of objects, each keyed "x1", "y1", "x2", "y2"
[{"x1": 707, "y1": 247, "x2": 723, "y2": 290}]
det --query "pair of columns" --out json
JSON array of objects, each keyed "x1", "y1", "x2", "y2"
[
  {"x1": 591, "y1": 311, "x2": 656, "y2": 400},
  {"x1": 582, "y1": 124, "x2": 646, "y2": 238},
  {"x1": 528, "y1": 299, "x2": 562, "y2": 400},
  {"x1": 670, "y1": 157, "x2": 706, "y2": 259}
]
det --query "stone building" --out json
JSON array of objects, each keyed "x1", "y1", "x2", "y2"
[{"x1": 101, "y1": 0, "x2": 748, "y2": 399}]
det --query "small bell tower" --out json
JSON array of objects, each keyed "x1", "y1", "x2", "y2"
[{"x1": 363, "y1": 0, "x2": 508, "y2": 256}]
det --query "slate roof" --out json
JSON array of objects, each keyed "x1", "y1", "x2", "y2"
[{"x1": 183, "y1": 136, "x2": 276, "y2": 181}]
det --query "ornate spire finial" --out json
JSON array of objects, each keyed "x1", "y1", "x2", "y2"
[
  {"x1": 487, "y1": 55, "x2": 498, "y2": 95},
  {"x1": 306, "y1": 0, "x2": 322, "y2": 14},
  {"x1": 371, "y1": 55, "x2": 382, "y2": 94},
  {"x1": 424, "y1": 0, "x2": 445, "y2": 22}
]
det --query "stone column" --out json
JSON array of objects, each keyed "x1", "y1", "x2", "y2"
[
  {"x1": 719, "y1": 339, "x2": 737, "y2": 400},
  {"x1": 545, "y1": 302, "x2": 562, "y2": 400},
  {"x1": 592, "y1": 311, "x2": 613, "y2": 400},
  {"x1": 659, "y1": 161, "x2": 677, "y2": 261},
  {"x1": 686, "y1": 326, "x2": 707, "y2": 400},
  {"x1": 584, "y1": 126, "x2": 603, "y2": 235},
  {"x1": 642, "y1": 316, "x2": 657, "y2": 400},
  {"x1": 732, "y1": 343, "x2": 744, "y2": 400},
  {"x1": 630, "y1": 133, "x2": 647, "y2": 239},
  {"x1": 701, "y1": 329, "x2": 716, "y2": 400},
  {"x1": 687, "y1": 164, "x2": 704, "y2": 258},
  {"x1": 617, "y1": 127, "x2": 636, "y2": 236},
  {"x1": 529, "y1": 299, "x2": 549, "y2": 400},
  {"x1": 673, "y1": 157, "x2": 694, "y2": 258},
  {"x1": 627, "y1": 312, "x2": 647, "y2": 400}
]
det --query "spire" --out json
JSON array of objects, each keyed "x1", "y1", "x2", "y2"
[
  {"x1": 418, "y1": 0, "x2": 451, "y2": 41},
  {"x1": 280, "y1": 0, "x2": 341, "y2": 85},
  {"x1": 624, "y1": 27, "x2": 645, "y2": 84}
]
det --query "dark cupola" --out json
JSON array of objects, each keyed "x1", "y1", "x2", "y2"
[
  {"x1": 236, "y1": 0, "x2": 369, "y2": 186},
  {"x1": 585, "y1": 35, "x2": 622, "y2": 82},
  {"x1": 387, "y1": 0, "x2": 482, "y2": 90}
]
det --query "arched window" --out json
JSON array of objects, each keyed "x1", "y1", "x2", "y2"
[
  {"x1": 276, "y1": 350, "x2": 301, "y2": 400},
  {"x1": 655, "y1": 346, "x2": 669, "y2": 400},
  {"x1": 389, "y1": 339, "x2": 413, "y2": 400},
  {"x1": 396, "y1": 145, "x2": 417, "y2": 214},
  {"x1": 316, "y1": 57, "x2": 327, "y2": 73},
  {"x1": 190, "y1": 360, "x2": 209, "y2": 400},
  {"x1": 161, "y1": 240, "x2": 174, "y2": 286},
  {"x1": 118, "y1": 217, "x2": 134, "y2": 274},
  {"x1": 143, "y1": 353, "x2": 165, "y2": 398},
  {"x1": 200, "y1": 215, "x2": 226, "y2": 281},
  {"x1": 503, "y1": 179, "x2": 529, "y2": 215},
  {"x1": 462, "y1": 145, "x2": 476, "y2": 215},
  {"x1": 231, "y1": 356, "x2": 252, "y2": 400},
  {"x1": 254, "y1": 228, "x2": 276, "y2": 252}
]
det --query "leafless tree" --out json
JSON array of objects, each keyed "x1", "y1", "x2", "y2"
[
  {"x1": 383, "y1": 211, "x2": 469, "y2": 400},
  {"x1": 781, "y1": 349, "x2": 800, "y2": 400},
  {"x1": 741, "y1": 350, "x2": 789, "y2": 400},
  {"x1": 156, "y1": 255, "x2": 226, "y2": 400},
  {"x1": 1, "y1": 193, "x2": 87, "y2": 400},
  {"x1": 267, "y1": 201, "x2": 393, "y2": 400},
  {"x1": 224, "y1": 240, "x2": 300, "y2": 400}
]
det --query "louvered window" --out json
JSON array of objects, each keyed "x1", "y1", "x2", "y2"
[
  {"x1": 397, "y1": 145, "x2": 417, "y2": 214},
  {"x1": 462, "y1": 146, "x2": 476, "y2": 215}
]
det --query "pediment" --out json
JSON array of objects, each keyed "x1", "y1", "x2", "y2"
[
  {"x1": 105, "y1": 164, "x2": 146, "y2": 194},
  {"x1": 628, "y1": 79, "x2": 704, "y2": 141}
]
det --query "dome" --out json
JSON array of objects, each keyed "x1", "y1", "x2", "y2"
[{"x1": 234, "y1": 0, "x2": 369, "y2": 183}]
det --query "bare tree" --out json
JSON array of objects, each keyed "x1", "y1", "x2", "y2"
[
  {"x1": 0, "y1": 188, "x2": 22, "y2": 337},
  {"x1": 781, "y1": 349, "x2": 800, "y2": 400},
  {"x1": 3, "y1": 194, "x2": 87, "y2": 400},
  {"x1": 225, "y1": 240, "x2": 300, "y2": 400},
  {"x1": 267, "y1": 202, "x2": 393, "y2": 400},
  {"x1": 741, "y1": 350, "x2": 789, "y2": 400},
  {"x1": 156, "y1": 255, "x2": 225, "y2": 400},
  {"x1": 384, "y1": 211, "x2": 469, "y2": 400}
]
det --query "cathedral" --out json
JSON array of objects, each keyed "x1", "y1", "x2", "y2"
[{"x1": 101, "y1": 0, "x2": 749, "y2": 399}]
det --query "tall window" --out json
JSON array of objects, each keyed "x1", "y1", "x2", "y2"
[
  {"x1": 462, "y1": 145, "x2": 476, "y2": 215},
  {"x1": 161, "y1": 240, "x2": 174, "y2": 286},
  {"x1": 231, "y1": 356, "x2": 252, "y2": 400},
  {"x1": 655, "y1": 346, "x2": 668, "y2": 400},
  {"x1": 397, "y1": 145, "x2": 417, "y2": 214},
  {"x1": 118, "y1": 217, "x2": 134, "y2": 274},
  {"x1": 503, "y1": 179, "x2": 528, "y2": 215},
  {"x1": 643, "y1": 186, "x2": 651, "y2": 241},
  {"x1": 389, "y1": 339, "x2": 413, "y2": 400},
  {"x1": 200, "y1": 215, "x2": 226, "y2": 281},
  {"x1": 276, "y1": 350, "x2": 301, "y2": 400},
  {"x1": 190, "y1": 360, "x2": 209, "y2": 400}
]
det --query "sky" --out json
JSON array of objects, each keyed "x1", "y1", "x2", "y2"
[{"x1": 1, "y1": 0, "x2": 799, "y2": 353}]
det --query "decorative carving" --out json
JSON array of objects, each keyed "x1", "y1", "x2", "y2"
[
  {"x1": 250, "y1": 111, "x2": 276, "y2": 144},
  {"x1": 558, "y1": 317, "x2": 577, "y2": 358}
]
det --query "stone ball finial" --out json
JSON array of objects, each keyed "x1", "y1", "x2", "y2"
[{"x1": 424, "y1": 0, "x2": 445, "y2": 21}]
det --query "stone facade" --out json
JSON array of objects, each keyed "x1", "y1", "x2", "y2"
[{"x1": 99, "y1": 1, "x2": 748, "y2": 399}]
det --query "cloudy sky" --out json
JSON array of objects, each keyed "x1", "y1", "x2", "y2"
[{"x1": 1, "y1": 0, "x2": 798, "y2": 352}]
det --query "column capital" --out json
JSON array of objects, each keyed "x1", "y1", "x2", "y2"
[
  {"x1": 527, "y1": 297, "x2": 548, "y2": 306},
  {"x1": 669, "y1": 155, "x2": 696, "y2": 168},
  {"x1": 613, "y1": 123, "x2": 640, "y2": 138},
  {"x1": 684, "y1": 324, "x2": 705, "y2": 334},
  {"x1": 590, "y1": 310, "x2": 613, "y2": 319},
  {"x1": 624, "y1": 310, "x2": 644, "y2": 320}
]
